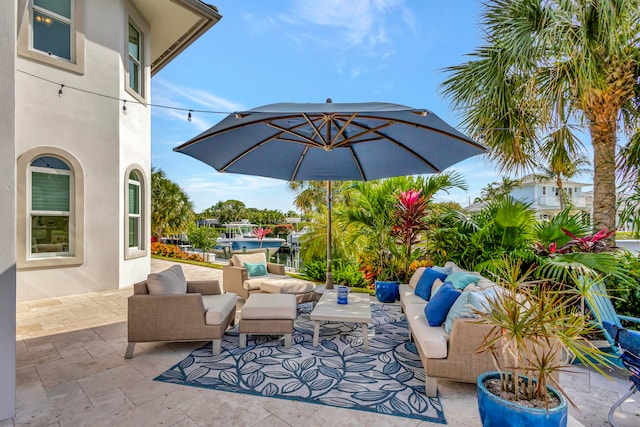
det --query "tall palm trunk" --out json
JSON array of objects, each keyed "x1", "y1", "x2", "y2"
[
  {"x1": 589, "y1": 113, "x2": 617, "y2": 246},
  {"x1": 556, "y1": 175, "x2": 564, "y2": 211}
]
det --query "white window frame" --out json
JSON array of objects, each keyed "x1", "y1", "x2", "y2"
[
  {"x1": 124, "y1": 166, "x2": 147, "y2": 260},
  {"x1": 17, "y1": 0, "x2": 86, "y2": 74},
  {"x1": 127, "y1": 20, "x2": 143, "y2": 96},
  {"x1": 28, "y1": 163, "x2": 73, "y2": 258},
  {"x1": 124, "y1": 11, "x2": 148, "y2": 103},
  {"x1": 128, "y1": 172, "x2": 141, "y2": 250},
  {"x1": 17, "y1": 147, "x2": 85, "y2": 269},
  {"x1": 31, "y1": 0, "x2": 74, "y2": 61}
]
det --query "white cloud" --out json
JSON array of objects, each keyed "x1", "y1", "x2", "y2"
[{"x1": 281, "y1": 0, "x2": 415, "y2": 53}]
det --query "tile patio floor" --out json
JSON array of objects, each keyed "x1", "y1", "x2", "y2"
[{"x1": 5, "y1": 259, "x2": 640, "y2": 426}]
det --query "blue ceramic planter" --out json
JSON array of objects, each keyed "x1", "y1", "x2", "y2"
[
  {"x1": 375, "y1": 281, "x2": 400, "y2": 303},
  {"x1": 477, "y1": 371, "x2": 567, "y2": 427}
]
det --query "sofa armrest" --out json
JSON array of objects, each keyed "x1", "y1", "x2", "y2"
[
  {"x1": 187, "y1": 280, "x2": 221, "y2": 295},
  {"x1": 128, "y1": 293, "x2": 206, "y2": 342},
  {"x1": 447, "y1": 318, "x2": 497, "y2": 361},
  {"x1": 267, "y1": 263, "x2": 285, "y2": 275},
  {"x1": 223, "y1": 265, "x2": 248, "y2": 297}
]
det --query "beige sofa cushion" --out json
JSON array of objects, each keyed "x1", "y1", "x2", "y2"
[
  {"x1": 241, "y1": 294, "x2": 296, "y2": 320},
  {"x1": 202, "y1": 293, "x2": 238, "y2": 325},
  {"x1": 231, "y1": 252, "x2": 267, "y2": 267},
  {"x1": 399, "y1": 284, "x2": 427, "y2": 306},
  {"x1": 405, "y1": 303, "x2": 449, "y2": 359},
  {"x1": 408, "y1": 267, "x2": 426, "y2": 289},
  {"x1": 260, "y1": 278, "x2": 316, "y2": 294},
  {"x1": 243, "y1": 273, "x2": 287, "y2": 291},
  {"x1": 146, "y1": 265, "x2": 187, "y2": 295}
]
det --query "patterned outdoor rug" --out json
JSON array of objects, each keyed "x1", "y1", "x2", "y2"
[{"x1": 154, "y1": 303, "x2": 446, "y2": 424}]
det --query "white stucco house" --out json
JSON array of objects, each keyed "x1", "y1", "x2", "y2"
[
  {"x1": 1, "y1": 0, "x2": 221, "y2": 420},
  {"x1": 509, "y1": 174, "x2": 592, "y2": 220}
]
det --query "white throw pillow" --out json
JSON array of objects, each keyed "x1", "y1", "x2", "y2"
[
  {"x1": 231, "y1": 252, "x2": 267, "y2": 267},
  {"x1": 408, "y1": 267, "x2": 426, "y2": 289}
]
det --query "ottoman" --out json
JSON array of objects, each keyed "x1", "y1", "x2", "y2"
[
  {"x1": 239, "y1": 293, "x2": 297, "y2": 348},
  {"x1": 260, "y1": 278, "x2": 318, "y2": 305}
]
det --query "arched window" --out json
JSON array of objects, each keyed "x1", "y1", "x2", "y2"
[
  {"x1": 124, "y1": 166, "x2": 147, "y2": 259},
  {"x1": 17, "y1": 147, "x2": 84, "y2": 268},
  {"x1": 29, "y1": 156, "x2": 72, "y2": 257}
]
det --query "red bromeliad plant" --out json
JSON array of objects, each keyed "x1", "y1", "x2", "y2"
[
  {"x1": 535, "y1": 228, "x2": 615, "y2": 256},
  {"x1": 252, "y1": 227, "x2": 273, "y2": 248},
  {"x1": 391, "y1": 189, "x2": 430, "y2": 283}
]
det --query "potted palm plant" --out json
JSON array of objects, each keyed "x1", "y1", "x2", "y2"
[{"x1": 474, "y1": 258, "x2": 613, "y2": 426}]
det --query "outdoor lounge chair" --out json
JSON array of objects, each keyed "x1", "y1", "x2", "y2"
[
  {"x1": 603, "y1": 321, "x2": 640, "y2": 426},
  {"x1": 125, "y1": 265, "x2": 237, "y2": 358},
  {"x1": 585, "y1": 281, "x2": 640, "y2": 364}
]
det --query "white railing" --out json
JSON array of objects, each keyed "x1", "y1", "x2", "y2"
[{"x1": 537, "y1": 195, "x2": 587, "y2": 207}]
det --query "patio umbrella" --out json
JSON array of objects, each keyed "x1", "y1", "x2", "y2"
[{"x1": 174, "y1": 100, "x2": 485, "y2": 288}]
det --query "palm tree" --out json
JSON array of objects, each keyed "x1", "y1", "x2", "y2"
[
  {"x1": 441, "y1": 0, "x2": 640, "y2": 244},
  {"x1": 287, "y1": 180, "x2": 354, "y2": 214},
  {"x1": 475, "y1": 176, "x2": 521, "y2": 202},
  {"x1": 151, "y1": 168, "x2": 194, "y2": 241},
  {"x1": 538, "y1": 129, "x2": 592, "y2": 210}
]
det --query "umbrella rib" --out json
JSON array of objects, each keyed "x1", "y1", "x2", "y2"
[
  {"x1": 330, "y1": 113, "x2": 358, "y2": 146},
  {"x1": 331, "y1": 121, "x2": 391, "y2": 148},
  {"x1": 218, "y1": 133, "x2": 281, "y2": 172},
  {"x1": 302, "y1": 113, "x2": 328, "y2": 146},
  {"x1": 268, "y1": 122, "x2": 325, "y2": 148},
  {"x1": 291, "y1": 146, "x2": 309, "y2": 181},
  {"x1": 349, "y1": 146, "x2": 367, "y2": 181}
]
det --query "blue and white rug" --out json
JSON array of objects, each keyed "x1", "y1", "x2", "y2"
[{"x1": 154, "y1": 303, "x2": 446, "y2": 424}]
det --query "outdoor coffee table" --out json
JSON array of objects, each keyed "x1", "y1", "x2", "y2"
[{"x1": 310, "y1": 290, "x2": 372, "y2": 350}]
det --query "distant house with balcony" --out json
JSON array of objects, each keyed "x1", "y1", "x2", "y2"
[{"x1": 509, "y1": 174, "x2": 592, "y2": 220}]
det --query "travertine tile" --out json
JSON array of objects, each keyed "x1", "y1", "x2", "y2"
[{"x1": 77, "y1": 365, "x2": 145, "y2": 397}]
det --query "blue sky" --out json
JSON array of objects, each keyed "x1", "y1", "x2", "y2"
[{"x1": 150, "y1": 0, "x2": 517, "y2": 212}]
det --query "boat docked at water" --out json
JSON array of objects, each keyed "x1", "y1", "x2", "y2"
[{"x1": 216, "y1": 221, "x2": 285, "y2": 254}]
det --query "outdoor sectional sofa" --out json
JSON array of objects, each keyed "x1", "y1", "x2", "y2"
[{"x1": 400, "y1": 262, "x2": 499, "y2": 397}]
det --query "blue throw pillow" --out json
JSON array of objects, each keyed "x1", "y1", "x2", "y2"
[
  {"x1": 445, "y1": 271, "x2": 481, "y2": 290},
  {"x1": 414, "y1": 268, "x2": 448, "y2": 301},
  {"x1": 244, "y1": 262, "x2": 267, "y2": 277},
  {"x1": 425, "y1": 282, "x2": 462, "y2": 326}
]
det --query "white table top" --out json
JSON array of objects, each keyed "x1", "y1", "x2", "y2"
[{"x1": 310, "y1": 290, "x2": 372, "y2": 323}]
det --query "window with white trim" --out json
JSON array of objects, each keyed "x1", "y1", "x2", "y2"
[
  {"x1": 542, "y1": 186, "x2": 546, "y2": 196},
  {"x1": 128, "y1": 171, "x2": 141, "y2": 250},
  {"x1": 31, "y1": 0, "x2": 73, "y2": 61},
  {"x1": 127, "y1": 21, "x2": 143, "y2": 96},
  {"x1": 29, "y1": 156, "x2": 73, "y2": 258}
]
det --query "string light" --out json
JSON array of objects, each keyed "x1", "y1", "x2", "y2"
[{"x1": 16, "y1": 69, "x2": 619, "y2": 132}]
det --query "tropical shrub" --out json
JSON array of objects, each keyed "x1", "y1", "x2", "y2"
[
  {"x1": 300, "y1": 258, "x2": 367, "y2": 288},
  {"x1": 151, "y1": 242, "x2": 203, "y2": 262}
]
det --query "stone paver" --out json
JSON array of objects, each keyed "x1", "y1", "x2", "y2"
[{"x1": 6, "y1": 259, "x2": 640, "y2": 426}]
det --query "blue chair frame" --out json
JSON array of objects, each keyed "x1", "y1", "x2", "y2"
[{"x1": 585, "y1": 281, "x2": 640, "y2": 362}]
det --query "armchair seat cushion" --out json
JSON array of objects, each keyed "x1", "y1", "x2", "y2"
[
  {"x1": 203, "y1": 293, "x2": 238, "y2": 325},
  {"x1": 260, "y1": 278, "x2": 316, "y2": 294},
  {"x1": 404, "y1": 303, "x2": 449, "y2": 359}
]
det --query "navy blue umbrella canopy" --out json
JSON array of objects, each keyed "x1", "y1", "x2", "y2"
[
  {"x1": 174, "y1": 102, "x2": 485, "y2": 181},
  {"x1": 175, "y1": 101, "x2": 485, "y2": 289}
]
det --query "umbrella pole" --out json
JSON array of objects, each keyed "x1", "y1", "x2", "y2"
[{"x1": 326, "y1": 180, "x2": 333, "y2": 289}]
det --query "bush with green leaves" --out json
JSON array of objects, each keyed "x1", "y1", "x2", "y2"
[{"x1": 300, "y1": 258, "x2": 366, "y2": 288}]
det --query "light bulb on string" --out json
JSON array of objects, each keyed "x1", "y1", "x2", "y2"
[
  {"x1": 188, "y1": 110, "x2": 192, "y2": 122},
  {"x1": 122, "y1": 100, "x2": 127, "y2": 114},
  {"x1": 58, "y1": 84, "x2": 64, "y2": 96}
]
